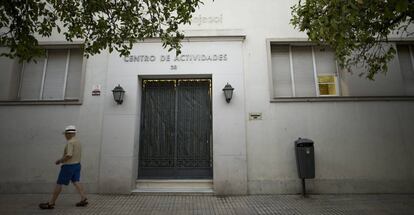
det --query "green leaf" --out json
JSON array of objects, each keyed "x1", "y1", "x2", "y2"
[{"x1": 395, "y1": 0, "x2": 409, "y2": 12}]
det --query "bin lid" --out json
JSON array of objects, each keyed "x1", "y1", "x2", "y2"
[{"x1": 295, "y1": 138, "x2": 314, "y2": 147}]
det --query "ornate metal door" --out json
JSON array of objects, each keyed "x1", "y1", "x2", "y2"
[{"x1": 138, "y1": 79, "x2": 212, "y2": 179}]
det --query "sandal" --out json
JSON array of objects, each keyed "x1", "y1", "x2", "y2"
[
  {"x1": 39, "y1": 202, "x2": 55, "y2": 209},
  {"x1": 76, "y1": 198, "x2": 88, "y2": 207}
]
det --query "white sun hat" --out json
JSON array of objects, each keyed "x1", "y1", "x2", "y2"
[{"x1": 64, "y1": 125, "x2": 77, "y2": 133}]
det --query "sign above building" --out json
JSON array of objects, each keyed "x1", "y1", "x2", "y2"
[
  {"x1": 123, "y1": 54, "x2": 228, "y2": 63},
  {"x1": 109, "y1": 41, "x2": 242, "y2": 75}
]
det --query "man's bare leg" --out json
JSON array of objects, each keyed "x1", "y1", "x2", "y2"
[
  {"x1": 73, "y1": 182, "x2": 87, "y2": 201},
  {"x1": 49, "y1": 184, "x2": 62, "y2": 205}
]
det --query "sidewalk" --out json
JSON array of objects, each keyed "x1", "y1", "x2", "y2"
[{"x1": 1, "y1": 194, "x2": 413, "y2": 215}]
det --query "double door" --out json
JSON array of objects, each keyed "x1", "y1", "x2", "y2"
[{"x1": 138, "y1": 79, "x2": 212, "y2": 179}]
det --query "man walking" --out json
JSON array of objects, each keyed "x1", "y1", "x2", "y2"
[{"x1": 39, "y1": 125, "x2": 88, "y2": 209}]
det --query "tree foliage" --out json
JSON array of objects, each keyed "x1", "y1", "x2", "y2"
[
  {"x1": 0, "y1": 0, "x2": 203, "y2": 61},
  {"x1": 291, "y1": 0, "x2": 414, "y2": 80}
]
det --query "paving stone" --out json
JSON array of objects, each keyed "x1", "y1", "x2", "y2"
[{"x1": 0, "y1": 194, "x2": 414, "y2": 215}]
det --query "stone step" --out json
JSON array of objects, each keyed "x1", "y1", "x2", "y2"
[{"x1": 133, "y1": 179, "x2": 214, "y2": 193}]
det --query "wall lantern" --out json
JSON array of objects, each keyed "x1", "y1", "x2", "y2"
[
  {"x1": 222, "y1": 83, "x2": 234, "y2": 103},
  {"x1": 112, "y1": 84, "x2": 125, "y2": 104}
]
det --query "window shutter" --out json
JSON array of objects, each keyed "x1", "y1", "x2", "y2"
[
  {"x1": 292, "y1": 46, "x2": 316, "y2": 97},
  {"x1": 271, "y1": 45, "x2": 292, "y2": 97},
  {"x1": 42, "y1": 49, "x2": 67, "y2": 100},
  {"x1": 65, "y1": 49, "x2": 83, "y2": 99},
  {"x1": 397, "y1": 45, "x2": 414, "y2": 95},
  {"x1": 314, "y1": 46, "x2": 338, "y2": 95},
  {"x1": 19, "y1": 58, "x2": 45, "y2": 100},
  {"x1": 341, "y1": 44, "x2": 404, "y2": 96},
  {"x1": 314, "y1": 47, "x2": 336, "y2": 76},
  {"x1": 0, "y1": 52, "x2": 21, "y2": 100}
]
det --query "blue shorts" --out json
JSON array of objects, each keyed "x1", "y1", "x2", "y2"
[{"x1": 57, "y1": 163, "x2": 81, "y2": 185}]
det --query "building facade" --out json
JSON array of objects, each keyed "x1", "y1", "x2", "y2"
[{"x1": 1, "y1": 0, "x2": 414, "y2": 195}]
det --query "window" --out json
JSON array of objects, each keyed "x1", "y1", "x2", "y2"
[
  {"x1": 397, "y1": 44, "x2": 414, "y2": 95},
  {"x1": 318, "y1": 75, "x2": 337, "y2": 96},
  {"x1": 271, "y1": 44, "x2": 339, "y2": 97},
  {"x1": 270, "y1": 43, "x2": 414, "y2": 98},
  {"x1": 0, "y1": 48, "x2": 83, "y2": 101}
]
